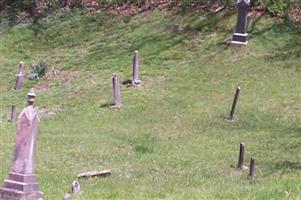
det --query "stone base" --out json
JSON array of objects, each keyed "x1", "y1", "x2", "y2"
[
  {"x1": 224, "y1": 115, "x2": 237, "y2": 122},
  {"x1": 231, "y1": 33, "x2": 248, "y2": 45},
  {"x1": 3, "y1": 172, "x2": 40, "y2": 193},
  {"x1": 127, "y1": 80, "x2": 142, "y2": 88},
  {"x1": 110, "y1": 104, "x2": 122, "y2": 108},
  {"x1": 0, "y1": 172, "x2": 43, "y2": 200},
  {"x1": 0, "y1": 188, "x2": 43, "y2": 200}
]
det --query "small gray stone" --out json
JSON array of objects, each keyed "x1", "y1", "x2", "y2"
[
  {"x1": 63, "y1": 193, "x2": 72, "y2": 200},
  {"x1": 71, "y1": 181, "x2": 80, "y2": 194}
]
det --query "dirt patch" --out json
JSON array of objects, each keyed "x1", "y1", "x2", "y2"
[
  {"x1": 33, "y1": 67, "x2": 80, "y2": 92},
  {"x1": 229, "y1": 165, "x2": 249, "y2": 176},
  {"x1": 282, "y1": 97, "x2": 301, "y2": 117},
  {"x1": 143, "y1": 75, "x2": 167, "y2": 85},
  {"x1": 289, "y1": 6, "x2": 301, "y2": 22},
  {"x1": 45, "y1": 67, "x2": 79, "y2": 84},
  {"x1": 38, "y1": 107, "x2": 61, "y2": 117}
]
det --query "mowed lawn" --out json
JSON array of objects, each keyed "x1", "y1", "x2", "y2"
[{"x1": 0, "y1": 9, "x2": 300, "y2": 199}]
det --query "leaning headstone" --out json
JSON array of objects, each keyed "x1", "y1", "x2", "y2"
[
  {"x1": 226, "y1": 86, "x2": 240, "y2": 121},
  {"x1": 14, "y1": 62, "x2": 25, "y2": 90},
  {"x1": 0, "y1": 88, "x2": 43, "y2": 200},
  {"x1": 231, "y1": 0, "x2": 250, "y2": 45},
  {"x1": 8, "y1": 105, "x2": 17, "y2": 122},
  {"x1": 111, "y1": 73, "x2": 122, "y2": 108},
  {"x1": 131, "y1": 50, "x2": 142, "y2": 86},
  {"x1": 249, "y1": 157, "x2": 256, "y2": 178}
]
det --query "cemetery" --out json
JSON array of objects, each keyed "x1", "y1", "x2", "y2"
[{"x1": 0, "y1": 0, "x2": 300, "y2": 199}]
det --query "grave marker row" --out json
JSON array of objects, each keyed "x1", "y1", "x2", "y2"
[
  {"x1": 1, "y1": 5, "x2": 254, "y2": 195},
  {"x1": 111, "y1": 50, "x2": 142, "y2": 108}
]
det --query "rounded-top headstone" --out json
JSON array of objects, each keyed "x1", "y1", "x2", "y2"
[{"x1": 71, "y1": 180, "x2": 80, "y2": 194}]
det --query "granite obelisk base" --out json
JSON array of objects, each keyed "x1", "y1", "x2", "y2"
[{"x1": 0, "y1": 187, "x2": 43, "y2": 200}]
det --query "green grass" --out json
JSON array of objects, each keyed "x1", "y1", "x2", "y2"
[{"x1": 0, "y1": 9, "x2": 301, "y2": 199}]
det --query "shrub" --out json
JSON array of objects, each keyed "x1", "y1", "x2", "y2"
[
  {"x1": 267, "y1": 0, "x2": 290, "y2": 16},
  {"x1": 29, "y1": 60, "x2": 47, "y2": 80}
]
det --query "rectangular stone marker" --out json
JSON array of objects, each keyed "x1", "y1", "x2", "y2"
[
  {"x1": 9, "y1": 105, "x2": 17, "y2": 122},
  {"x1": 237, "y1": 142, "x2": 245, "y2": 169},
  {"x1": 0, "y1": 105, "x2": 43, "y2": 200},
  {"x1": 112, "y1": 73, "x2": 122, "y2": 108},
  {"x1": 14, "y1": 62, "x2": 25, "y2": 90},
  {"x1": 249, "y1": 157, "x2": 256, "y2": 178},
  {"x1": 77, "y1": 169, "x2": 112, "y2": 178},
  {"x1": 231, "y1": 0, "x2": 250, "y2": 45},
  {"x1": 131, "y1": 50, "x2": 141, "y2": 86}
]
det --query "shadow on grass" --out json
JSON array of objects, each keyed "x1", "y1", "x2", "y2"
[
  {"x1": 223, "y1": 107, "x2": 301, "y2": 139},
  {"x1": 82, "y1": 10, "x2": 238, "y2": 68},
  {"x1": 270, "y1": 22, "x2": 301, "y2": 63},
  {"x1": 99, "y1": 102, "x2": 113, "y2": 108},
  {"x1": 275, "y1": 160, "x2": 301, "y2": 171},
  {"x1": 250, "y1": 17, "x2": 301, "y2": 66},
  {"x1": 262, "y1": 160, "x2": 301, "y2": 178},
  {"x1": 181, "y1": 10, "x2": 236, "y2": 33}
]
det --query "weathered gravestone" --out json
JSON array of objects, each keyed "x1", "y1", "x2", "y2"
[
  {"x1": 226, "y1": 86, "x2": 240, "y2": 121},
  {"x1": 0, "y1": 88, "x2": 43, "y2": 200},
  {"x1": 9, "y1": 105, "x2": 17, "y2": 122},
  {"x1": 112, "y1": 73, "x2": 122, "y2": 108},
  {"x1": 231, "y1": 0, "x2": 250, "y2": 45},
  {"x1": 249, "y1": 157, "x2": 256, "y2": 179},
  {"x1": 131, "y1": 50, "x2": 142, "y2": 86},
  {"x1": 14, "y1": 62, "x2": 25, "y2": 90},
  {"x1": 237, "y1": 142, "x2": 245, "y2": 169}
]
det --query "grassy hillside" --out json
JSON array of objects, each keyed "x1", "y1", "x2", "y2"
[{"x1": 0, "y1": 9, "x2": 300, "y2": 199}]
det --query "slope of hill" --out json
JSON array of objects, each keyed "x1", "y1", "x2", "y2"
[{"x1": 0, "y1": 9, "x2": 300, "y2": 199}]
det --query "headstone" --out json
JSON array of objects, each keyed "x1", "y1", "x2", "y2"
[
  {"x1": 249, "y1": 157, "x2": 256, "y2": 178},
  {"x1": 0, "y1": 89, "x2": 43, "y2": 200},
  {"x1": 237, "y1": 142, "x2": 245, "y2": 169},
  {"x1": 112, "y1": 73, "x2": 122, "y2": 108},
  {"x1": 15, "y1": 62, "x2": 25, "y2": 90},
  {"x1": 231, "y1": 0, "x2": 250, "y2": 45},
  {"x1": 9, "y1": 105, "x2": 17, "y2": 122},
  {"x1": 71, "y1": 181, "x2": 80, "y2": 194},
  {"x1": 226, "y1": 86, "x2": 240, "y2": 121},
  {"x1": 131, "y1": 50, "x2": 142, "y2": 86}
]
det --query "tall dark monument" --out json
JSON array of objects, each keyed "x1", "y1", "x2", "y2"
[
  {"x1": 0, "y1": 89, "x2": 43, "y2": 200},
  {"x1": 231, "y1": 0, "x2": 250, "y2": 45}
]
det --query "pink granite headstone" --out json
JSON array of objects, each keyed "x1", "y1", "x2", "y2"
[
  {"x1": 112, "y1": 73, "x2": 122, "y2": 108},
  {"x1": 0, "y1": 89, "x2": 43, "y2": 200}
]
